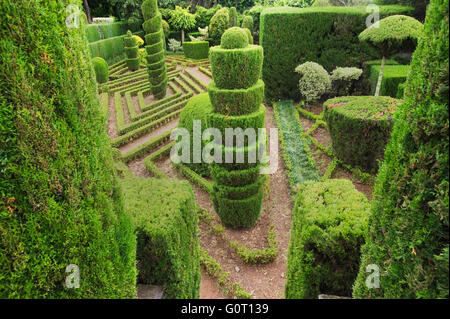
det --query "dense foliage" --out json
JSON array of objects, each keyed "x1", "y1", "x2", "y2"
[
  {"x1": 124, "y1": 30, "x2": 140, "y2": 71},
  {"x1": 353, "y1": 0, "x2": 449, "y2": 298},
  {"x1": 92, "y1": 56, "x2": 109, "y2": 83},
  {"x1": 0, "y1": 0, "x2": 136, "y2": 298},
  {"x1": 286, "y1": 179, "x2": 369, "y2": 298},
  {"x1": 209, "y1": 7, "x2": 230, "y2": 45},
  {"x1": 183, "y1": 41, "x2": 210, "y2": 59},
  {"x1": 295, "y1": 61, "x2": 331, "y2": 103}
]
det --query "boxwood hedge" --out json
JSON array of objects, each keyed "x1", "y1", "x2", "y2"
[
  {"x1": 260, "y1": 5, "x2": 414, "y2": 101},
  {"x1": 183, "y1": 41, "x2": 210, "y2": 60}
]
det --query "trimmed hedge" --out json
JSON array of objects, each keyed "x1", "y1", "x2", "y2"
[
  {"x1": 241, "y1": 15, "x2": 254, "y2": 33},
  {"x1": 209, "y1": 45, "x2": 263, "y2": 89},
  {"x1": 120, "y1": 177, "x2": 200, "y2": 299},
  {"x1": 86, "y1": 20, "x2": 143, "y2": 43},
  {"x1": 353, "y1": 0, "x2": 449, "y2": 299},
  {"x1": 183, "y1": 41, "x2": 210, "y2": 60},
  {"x1": 92, "y1": 56, "x2": 109, "y2": 83},
  {"x1": 142, "y1": 0, "x2": 167, "y2": 99},
  {"x1": 208, "y1": 80, "x2": 264, "y2": 116},
  {"x1": 368, "y1": 64, "x2": 410, "y2": 97},
  {"x1": 285, "y1": 179, "x2": 369, "y2": 299},
  {"x1": 177, "y1": 93, "x2": 214, "y2": 177},
  {"x1": 209, "y1": 7, "x2": 230, "y2": 45},
  {"x1": 124, "y1": 31, "x2": 140, "y2": 71},
  {"x1": 260, "y1": 5, "x2": 414, "y2": 101},
  {"x1": 324, "y1": 96, "x2": 402, "y2": 172},
  {"x1": 0, "y1": 1, "x2": 136, "y2": 298}
]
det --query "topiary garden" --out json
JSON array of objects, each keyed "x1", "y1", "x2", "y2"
[{"x1": 0, "y1": 0, "x2": 447, "y2": 304}]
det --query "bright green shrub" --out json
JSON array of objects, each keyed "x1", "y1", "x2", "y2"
[
  {"x1": 133, "y1": 34, "x2": 144, "y2": 47},
  {"x1": 260, "y1": 5, "x2": 414, "y2": 101},
  {"x1": 142, "y1": 0, "x2": 167, "y2": 99},
  {"x1": 220, "y1": 27, "x2": 249, "y2": 49},
  {"x1": 208, "y1": 80, "x2": 264, "y2": 116},
  {"x1": 183, "y1": 41, "x2": 209, "y2": 59},
  {"x1": 368, "y1": 64, "x2": 410, "y2": 97},
  {"x1": 120, "y1": 177, "x2": 200, "y2": 299},
  {"x1": 209, "y1": 45, "x2": 263, "y2": 89},
  {"x1": 124, "y1": 31, "x2": 140, "y2": 71},
  {"x1": 241, "y1": 15, "x2": 254, "y2": 33},
  {"x1": 243, "y1": 28, "x2": 253, "y2": 45},
  {"x1": 92, "y1": 56, "x2": 109, "y2": 83},
  {"x1": 330, "y1": 67, "x2": 363, "y2": 97},
  {"x1": 229, "y1": 7, "x2": 238, "y2": 27},
  {"x1": 0, "y1": 0, "x2": 136, "y2": 298},
  {"x1": 353, "y1": 0, "x2": 449, "y2": 299},
  {"x1": 209, "y1": 7, "x2": 230, "y2": 45},
  {"x1": 177, "y1": 93, "x2": 214, "y2": 176},
  {"x1": 324, "y1": 96, "x2": 402, "y2": 172},
  {"x1": 295, "y1": 61, "x2": 331, "y2": 103},
  {"x1": 285, "y1": 179, "x2": 369, "y2": 299},
  {"x1": 162, "y1": 19, "x2": 170, "y2": 38}
]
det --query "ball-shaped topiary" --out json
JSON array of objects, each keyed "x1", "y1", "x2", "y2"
[
  {"x1": 92, "y1": 56, "x2": 109, "y2": 83},
  {"x1": 209, "y1": 7, "x2": 230, "y2": 45},
  {"x1": 220, "y1": 27, "x2": 249, "y2": 49},
  {"x1": 141, "y1": 0, "x2": 167, "y2": 99},
  {"x1": 294, "y1": 61, "x2": 331, "y2": 103}
]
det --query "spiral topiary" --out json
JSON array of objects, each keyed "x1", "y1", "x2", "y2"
[
  {"x1": 141, "y1": 0, "x2": 167, "y2": 99},
  {"x1": 207, "y1": 27, "x2": 266, "y2": 229},
  {"x1": 124, "y1": 30, "x2": 140, "y2": 71}
]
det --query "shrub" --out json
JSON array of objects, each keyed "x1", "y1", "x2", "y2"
[
  {"x1": 241, "y1": 15, "x2": 254, "y2": 33},
  {"x1": 92, "y1": 56, "x2": 109, "y2": 83},
  {"x1": 220, "y1": 27, "x2": 249, "y2": 49},
  {"x1": 330, "y1": 67, "x2": 363, "y2": 96},
  {"x1": 324, "y1": 96, "x2": 402, "y2": 172},
  {"x1": 368, "y1": 64, "x2": 409, "y2": 97},
  {"x1": 359, "y1": 14, "x2": 423, "y2": 97},
  {"x1": 141, "y1": 0, "x2": 167, "y2": 99},
  {"x1": 168, "y1": 38, "x2": 182, "y2": 52},
  {"x1": 133, "y1": 34, "x2": 144, "y2": 47},
  {"x1": 177, "y1": 93, "x2": 214, "y2": 176},
  {"x1": 124, "y1": 31, "x2": 140, "y2": 71},
  {"x1": 295, "y1": 62, "x2": 331, "y2": 103},
  {"x1": 183, "y1": 41, "x2": 209, "y2": 59},
  {"x1": 0, "y1": 1, "x2": 136, "y2": 298},
  {"x1": 285, "y1": 179, "x2": 369, "y2": 299},
  {"x1": 260, "y1": 5, "x2": 414, "y2": 101},
  {"x1": 242, "y1": 28, "x2": 253, "y2": 44},
  {"x1": 229, "y1": 7, "x2": 238, "y2": 27},
  {"x1": 120, "y1": 177, "x2": 200, "y2": 299},
  {"x1": 210, "y1": 45, "x2": 263, "y2": 89},
  {"x1": 209, "y1": 7, "x2": 230, "y2": 45},
  {"x1": 353, "y1": 0, "x2": 449, "y2": 299},
  {"x1": 162, "y1": 19, "x2": 170, "y2": 39}
]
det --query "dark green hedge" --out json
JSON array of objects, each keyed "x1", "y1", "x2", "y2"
[
  {"x1": 353, "y1": 0, "x2": 449, "y2": 299},
  {"x1": 183, "y1": 41, "x2": 210, "y2": 60},
  {"x1": 0, "y1": 0, "x2": 136, "y2": 298},
  {"x1": 120, "y1": 178, "x2": 200, "y2": 299},
  {"x1": 86, "y1": 20, "x2": 143, "y2": 43},
  {"x1": 285, "y1": 179, "x2": 369, "y2": 299},
  {"x1": 368, "y1": 64, "x2": 410, "y2": 97},
  {"x1": 324, "y1": 96, "x2": 402, "y2": 172},
  {"x1": 260, "y1": 5, "x2": 414, "y2": 101}
]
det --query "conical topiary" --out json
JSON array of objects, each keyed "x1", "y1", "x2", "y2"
[
  {"x1": 141, "y1": 0, "x2": 167, "y2": 99},
  {"x1": 207, "y1": 27, "x2": 266, "y2": 229},
  {"x1": 124, "y1": 30, "x2": 140, "y2": 71}
]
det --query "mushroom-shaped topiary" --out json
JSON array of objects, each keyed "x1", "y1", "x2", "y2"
[
  {"x1": 221, "y1": 27, "x2": 249, "y2": 49},
  {"x1": 359, "y1": 15, "x2": 423, "y2": 97}
]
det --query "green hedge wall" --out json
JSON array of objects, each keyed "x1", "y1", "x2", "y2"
[
  {"x1": 368, "y1": 64, "x2": 410, "y2": 97},
  {"x1": 353, "y1": 0, "x2": 449, "y2": 299},
  {"x1": 86, "y1": 20, "x2": 143, "y2": 43},
  {"x1": 324, "y1": 96, "x2": 402, "y2": 172},
  {"x1": 0, "y1": 0, "x2": 136, "y2": 298},
  {"x1": 120, "y1": 178, "x2": 200, "y2": 299},
  {"x1": 260, "y1": 5, "x2": 414, "y2": 101},
  {"x1": 285, "y1": 179, "x2": 369, "y2": 299},
  {"x1": 183, "y1": 41, "x2": 210, "y2": 60}
]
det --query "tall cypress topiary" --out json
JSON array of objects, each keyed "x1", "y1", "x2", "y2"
[
  {"x1": 124, "y1": 30, "x2": 140, "y2": 71},
  {"x1": 0, "y1": 0, "x2": 136, "y2": 298},
  {"x1": 142, "y1": 0, "x2": 167, "y2": 99},
  {"x1": 353, "y1": 0, "x2": 449, "y2": 299},
  {"x1": 208, "y1": 27, "x2": 266, "y2": 229}
]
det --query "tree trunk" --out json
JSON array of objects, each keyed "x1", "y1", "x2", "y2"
[
  {"x1": 181, "y1": 29, "x2": 185, "y2": 43},
  {"x1": 83, "y1": 0, "x2": 92, "y2": 24},
  {"x1": 374, "y1": 55, "x2": 386, "y2": 98}
]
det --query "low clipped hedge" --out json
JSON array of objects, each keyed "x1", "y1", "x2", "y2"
[
  {"x1": 368, "y1": 64, "x2": 410, "y2": 97},
  {"x1": 208, "y1": 80, "x2": 264, "y2": 116},
  {"x1": 324, "y1": 96, "x2": 402, "y2": 172},
  {"x1": 177, "y1": 93, "x2": 214, "y2": 177},
  {"x1": 183, "y1": 41, "x2": 210, "y2": 60},
  {"x1": 209, "y1": 163, "x2": 261, "y2": 187},
  {"x1": 120, "y1": 177, "x2": 200, "y2": 299},
  {"x1": 285, "y1": 179, "x2": 370, "y2": 299},
  {"x1": 260, "y1": 5, "x2": 414, "y2": 101},
  {"x1": 92, "y1": 56, "x2": 109, "y2": 83},
  {"x1": 209, "y1": 45, "x2": 263, "y2": 89}
]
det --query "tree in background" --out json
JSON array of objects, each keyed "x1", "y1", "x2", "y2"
[{"x1": 169, "y1": 5, "x2": 197, "y2": 42}]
